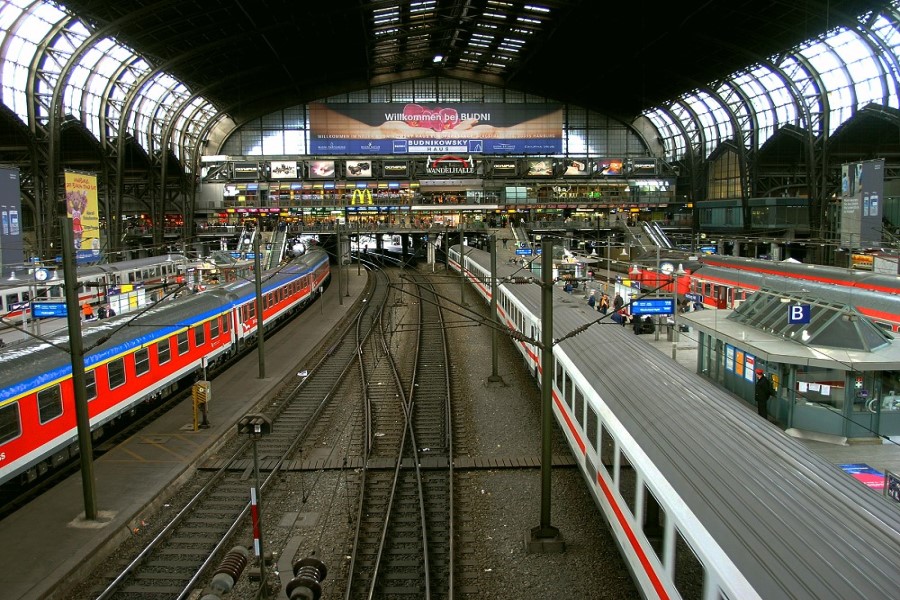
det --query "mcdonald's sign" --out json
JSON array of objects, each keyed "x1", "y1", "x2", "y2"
[{"x1": 351, "y1": 189, "x2": 374, "y2": 205}]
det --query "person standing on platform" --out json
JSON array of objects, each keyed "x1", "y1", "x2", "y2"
[
  {"x1": 613, "y1": 292, "x2": 624, "y2": 313},
  {"x1": 755, "y1": 368, "x2": 773, "y2": 420},
  {"x1": 82, "y1": 303, "x2": 94, "y2": 321},
  {"x1": 587, "y1": 290, "x2": 596, "y2": 310}
]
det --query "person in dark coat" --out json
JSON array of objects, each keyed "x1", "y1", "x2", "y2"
[{"x1": 755, "y1": 368, "x2": 773, "y2": 419}]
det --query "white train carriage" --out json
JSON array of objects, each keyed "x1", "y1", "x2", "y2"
[{"x1": 449, "y1": 244, "x2": 900, "y2": 600}]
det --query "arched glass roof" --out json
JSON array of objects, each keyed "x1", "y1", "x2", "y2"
[
  {"x1": 645, "y1": 2, "x2": 900, "y2": 160},
  {"x1": 0, "y1": 0, "x2": 217, "y2": 161}
]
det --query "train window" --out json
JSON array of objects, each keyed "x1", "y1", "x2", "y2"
[
  {"x1": 573, "y1": 385, "x2": 582, "y2": 425},
  {"x1": 5, "y1": 293, "x2": 18, "y2": 308},
  {"x1": 221, "y1": 315, "x2": 230, "y2": 333},
  {"x1": 157, "y1": 339, "x2": 171, "y2": 364},
  {"x1": 85, "y1": 370, "x2": 97, "y2": 401},
  {"x1": 177, "y1": 332, "x2": 189, "y2": 355},
  {"x1": 135, "y1": 348, "x2": 150, "y2": 376},
  {"x1": 619, "y1": 451, "x2": 637, "y2": 515},
  {"x1": 586, "y1": 406, "x2": 598, "y2": 450},
  {"x1": 210, "y1": 318, "x2": 220, "y2": 338},
  {"x1": 599, "y1": 424, "x2": 615, "y2": 470},
  {"x1": 37, "y1": 385, "x2": 63, "y2": 423},
  {"x1": 194, "y1": 325, "x2": 205, "y2": 347},
  {"x1": 108, "y1": 358, "x2": 126, "y2": 389},
  {"x1": 641, "y1": 485, "x2": 665, "y2": 558},
  {"x1": 673, "y1": 528, "x2": 704, "y2": 600},
  {"x1": 0, "y1": 403, "x2": 21, "y2": 444},
  {"x1": 555, "y1": 360, "x2": 564, "y2": 395}
]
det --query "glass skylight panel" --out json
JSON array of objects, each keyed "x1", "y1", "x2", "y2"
[
  {"x1": 0, "y1": 1, "x2": 65, "y2": 124},
  {"x1": 801, "y1": 40, "x2": 854, "y2": 134},
  {"x1": 644, "y1": 109, "x2": 684, "y2": 158},
  {"x1": 684, "y1": 92, "x2": 723, "y2": 156},
  {"x1": 741, "y1": 66, "x2": 789, "y2": 141},
  {"x1": 830, "y1": 31, "x2": 885, "y2": 110}
]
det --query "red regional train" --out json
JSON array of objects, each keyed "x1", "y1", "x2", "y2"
[
  {"x1": 0, "y1": 249, "x2": 330, "y2": 486},
  {"x1": 690, "y1": 254, "x2": 900, "y2": 331}
]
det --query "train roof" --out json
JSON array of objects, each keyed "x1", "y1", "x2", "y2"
[
  {"x1": 699, "y1": 254, "x2": 900, "y2": 293},
  {"x1": 455, "y1": 244, "x2": 900, "y2": 598},
  {"x1": 0, "y1": 254, "x2": 188, "y2": 291}
]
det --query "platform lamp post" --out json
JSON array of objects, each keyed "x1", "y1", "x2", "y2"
[{"x1": 237, "y1": 414, "x2": 273, "y2": 597}]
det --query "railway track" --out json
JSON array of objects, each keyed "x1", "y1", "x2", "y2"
[
  {"x1": 84, "y1": 265, "x2": 389, "y2": 599},
  {"x1": 344, "y1": 268, "x2": 455, "y2": 598}
]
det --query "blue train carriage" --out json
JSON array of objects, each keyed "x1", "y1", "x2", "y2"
[
  {"x1": 0, "y1": 291, "x2": 235, "y2": 486},
  {"x1": 0, "y1": 250, "x2": 330, "y2": 487},
  {"x1": 451, "y1": 244, "x2": 900, "y2": 600}
]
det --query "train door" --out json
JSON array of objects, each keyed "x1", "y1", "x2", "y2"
[{"x1": 715, "y1": 284, "x2": 728, "y2": 309}]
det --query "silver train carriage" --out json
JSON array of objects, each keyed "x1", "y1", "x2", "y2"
[{"x1": 449, "y1": 244, "x2": 900, "y2": 600}]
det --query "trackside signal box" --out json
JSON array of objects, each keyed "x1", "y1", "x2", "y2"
[{"x1": 192, "y1": 381, "x2": 211, "y2": 431}]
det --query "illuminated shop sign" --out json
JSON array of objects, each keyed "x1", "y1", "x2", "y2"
[
  {"x1": 629, "y1": 158, "x2": 657, "y2": 175},
  {"x1": 232, "y1": 162, "x2": 260, "y2": 180},
  {"x1": 425, "y1": 155, "x2": 477, "y2": 176},
  {"x1": 491, "y1": 160, "x2": 518, "y2": 176},
  {"x1": 382, "y1": 161, "x2": 409, "y2": 177}
]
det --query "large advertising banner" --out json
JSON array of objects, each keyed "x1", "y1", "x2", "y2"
[
  {"x1": 64, "y1": 170, "x2": 100, "y2": 264},
  {"x1": 308, "y1": 102, "x2": 563, "y2": 155},
  {"x1": 0, "y1": 166, "x2": 23, "y2": 276},
  {"x1": 841, "y1": 158, "x2": 884, "y2": 249}
]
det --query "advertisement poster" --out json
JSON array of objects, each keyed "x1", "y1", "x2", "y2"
[
  {"x1": 345, "y1": 160, "x2": 372, "y2": 178},
  {"x1": 0, "y1": 167, "x2": 24, "y2": 276},
  {"x1": 562, "y1": 159, "x2": 589, "y2": 176},
  {"x1": 525, "y1": 159, "x2": 553, "y2": 176},
  {"x1": 307, "y1": 160, "x2": 335, "y2": 179},
  {"x1": 308, "y1": 102, "x2": 563, "y2": 155},
  {"x1": 839, "y1": 463, "x2": 885, "y2": 491},
  {"x1": 269, "y1": 161, "x2": 298, "y2": 179},
  {"x1": 597, "y1": 159, "x2": 624, "y2": 175},
  {"x1": 64, "y1": 170, "x2": 100, "y2": 264}
]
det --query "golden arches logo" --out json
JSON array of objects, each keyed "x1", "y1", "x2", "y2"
[{"x1": 351, "y1": 189, "x2": 373, "y2": 205}]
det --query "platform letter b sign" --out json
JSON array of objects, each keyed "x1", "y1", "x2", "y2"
[{"x1": 788, "y1": 303, "x2": 811, "y2": 324}]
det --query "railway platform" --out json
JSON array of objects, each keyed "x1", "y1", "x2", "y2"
[
  {"x1": 0, "y1": 268, "x2": 368, "y2": 600},
  {"x1": 641, "y1": 323, "x2": 900, "y2": 482}
]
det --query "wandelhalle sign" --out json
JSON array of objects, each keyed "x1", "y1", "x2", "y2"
[{"x1": 424, "y1": 155, "x2": 477, "y2": 176}]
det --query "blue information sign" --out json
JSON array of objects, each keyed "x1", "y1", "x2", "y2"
[
  {"x1": 631, "y1": 298, "x2": 675, "y2": 315},
  {"x1": 515, "y1": 248, "x2": 532, "y2": 255},
  {"x1": 787, "y1": 303, "x2": 811, "y2": 324},
  {"x1": 32, "y1": 302, "x2": 68, "y2": 318}
]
